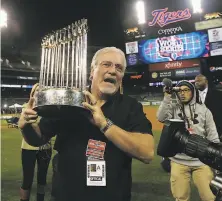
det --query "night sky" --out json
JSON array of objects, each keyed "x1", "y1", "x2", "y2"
[
  {"x1": 1, "y1": 0, "x2": 126, "y2": 50},
  {"x1": 2, "y1": 0, "x2": 222, "y2": 51},
  {"x1": 2, "y1": 0, "x2": 222, "y2": 61}
]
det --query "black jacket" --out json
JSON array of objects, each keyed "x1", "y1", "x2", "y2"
[
  {"x1": 37, "y1": 94, "x2": 153, "y2": 201},
  {"x1": 204, "y1": 88, "x2": 222, "y2": 140}
]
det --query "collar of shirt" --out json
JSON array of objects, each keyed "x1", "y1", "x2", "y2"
[
  {"x1": 202, "y1": 87, "x2": 208, "y2": 95},
  {"x1": 199, "y1": 87, "x2": 208, "y2": 103},
  {"x1": 199, "y1": 87, "x2": 208, "y2": 95}
]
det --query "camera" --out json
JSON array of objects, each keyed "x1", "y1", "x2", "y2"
[{"x1": 157, "y1": 119, "x2": 222, "y2": 201}]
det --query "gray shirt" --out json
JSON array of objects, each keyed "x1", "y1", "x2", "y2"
[{"x1": 157, "y1": 95, "x2": 219, "y2": 167}]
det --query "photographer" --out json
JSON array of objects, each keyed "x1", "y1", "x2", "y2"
[{"x1": 157, "y1": 80, "x2": 220, "y2": 201}]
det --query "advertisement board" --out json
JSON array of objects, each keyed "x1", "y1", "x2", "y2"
[
  {"x1": 208, "y1": 28, "x2": 222, "y2": 42},
  {"x1": 209, "y1": 66, "x2": 222, "y2": 72},
  {"x1": 139, "y1": 31, "x2": 209, "y2": 64},
  {"x1": 125, "y1": 41, "x2": 139, "y2": 54},
  {"x1": 204, "y1": 12, "x2": 222, "y2": 20},
  {"x1": 126, "y1": 54, "x2": 139, "y2": 66},
  {"x1": 210, "y1": 41, "x2": 222, "y2": 56},
  {"x1": 150, "y1": 67, "x2": 200, "y2": 81},
  {"x1": 150, "y1": 70, "x2": 174, "y2": 80},
  {"x1": 149, "y1": 59, "x2": 200, "y2": 72},
  {"x1": 148, "y1": 7, "x2": 191, "y2": 28},
  {"x1": 174, "y1": 67, "x2": 200, "y2": 77},
  {"x1": 123, "y1": 0, "x2": 222, "y2": 41},
  {"x1": 148, "y1": 59, "x2": 201, "y2": 81},
  {"x1": 0, "y1": 84, "x2": 33, "y2": 88},
  {"x1": 195, "y1": 18, "x2": 222, "y2": 31},
  {"x1": 207, "y1": 56, "x2": 222, "y2": 84},
  {"x1": 124, "y1": 6, "x2": 196, "y2": 41}
]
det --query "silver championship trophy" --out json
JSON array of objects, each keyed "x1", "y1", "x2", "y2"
[{"x1": 33, "y1": 19, "x2": 91, "y2": 118}]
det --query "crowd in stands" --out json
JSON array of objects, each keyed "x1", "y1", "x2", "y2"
[{"x1": 130, "y1": 93, "x2": 163, "y2": 102}]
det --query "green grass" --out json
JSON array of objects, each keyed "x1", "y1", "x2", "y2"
[{"x1": 1, "y1": 120, "x2": 200, "y2": 201}]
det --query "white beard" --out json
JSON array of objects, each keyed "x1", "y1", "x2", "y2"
[{"x1": 99, "y1": 84, "x2": 117, "y2": 95}]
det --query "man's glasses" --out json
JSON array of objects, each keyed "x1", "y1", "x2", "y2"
[
  {"x1": 178, "y1": 88, "x2": 191, "y2": 94},
  {"x1": 100, "y1": 61, "x2": 124, "y2": 73}
]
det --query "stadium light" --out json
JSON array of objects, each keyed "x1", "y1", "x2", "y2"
[
  {"x1": 0, "y1": 9, "x2": 7, "y2": 28},
  {"x1": 191, "y1": 0, "x2": 202, "y2": 13},
  {"x1": 136, "y1": 1, "x2": 146, "y2": 24},
  {"x1": 4, "y1": 104, "x2": 8, "y2": 108}
]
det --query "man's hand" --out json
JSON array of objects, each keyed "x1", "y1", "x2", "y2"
[
  {"x1": 82, "y1": 91, "x2": 107, "y2": 130},
  {"x1": 18, "y1": 98, "x2": 38, "y2": 129},
  {"x1": 163, "y1": 87, "x2": 172, "y2": 97}
]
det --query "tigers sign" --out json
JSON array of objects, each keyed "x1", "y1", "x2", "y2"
[{"x1": 148, "y1": 7, "x2": 192, "y2": 27}]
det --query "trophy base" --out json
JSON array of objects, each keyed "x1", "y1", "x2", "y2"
[
  {"x1": 33, "y1": 88, "x2": 91, "y2": 119},
  {"x1": 33, "y1": 105, "x2": 91, "y2": 119}
]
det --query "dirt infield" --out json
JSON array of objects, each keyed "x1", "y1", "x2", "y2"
[{"x1": 143, "y1": 106, "x2": 163, "y2": 131}]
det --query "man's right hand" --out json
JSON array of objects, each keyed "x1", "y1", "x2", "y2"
[
  {"x1": 18, "y1": 98, "x2": 38, "y2": 129},
  {"x1": 163, "y1": 87, "x2": 172, "y2": 97}
]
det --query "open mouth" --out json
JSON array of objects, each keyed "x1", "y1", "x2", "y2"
[{"x1": 104, "y1": 78, "x2": 116, "y2": 84}]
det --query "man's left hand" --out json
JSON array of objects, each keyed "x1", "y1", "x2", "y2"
[{"x1": 82, "y1": 91, "x2": 107, "y2": 130}]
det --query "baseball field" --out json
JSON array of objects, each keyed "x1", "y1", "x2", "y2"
[{"x1": 1, "y1": 106, "x2": 201, "y2": 201}]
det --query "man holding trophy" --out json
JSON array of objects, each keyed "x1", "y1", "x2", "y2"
[{"x1": 18, "y1": 19, "x2": 154, "y2": 201}]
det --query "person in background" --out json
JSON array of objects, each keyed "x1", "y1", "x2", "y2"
[
  {"x1": 195, "y1": 74, "x2": 222, "y2": 141},
  {"x1": 20, "y1": 83, "x2": 52, "y2": 201},
  {"x1": 157, "y1": 80, "x2": 219, "y2": 201},
  {"x1": 50, "y1": 152, "x2": 59, "y2": 201},
  {"x1": 50, "y1": 135, "x2": 61, "y2": 201}
]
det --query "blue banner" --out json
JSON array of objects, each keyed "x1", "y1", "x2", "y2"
[{"x1": 139, "y1": 31, "x2": 209, "y2": 64}]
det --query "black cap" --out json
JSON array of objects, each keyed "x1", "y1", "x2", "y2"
[{"x1": 177, "y1": 81, "x2": 194, "y2": 95}]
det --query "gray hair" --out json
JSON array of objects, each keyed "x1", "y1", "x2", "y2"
[{"x1": 90, "y1": 47, "x2": 127, "y2": 71}]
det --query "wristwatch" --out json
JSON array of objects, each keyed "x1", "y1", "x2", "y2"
[{"x1": 100, "y1": 118, "x2": 114, "y2": 133}]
